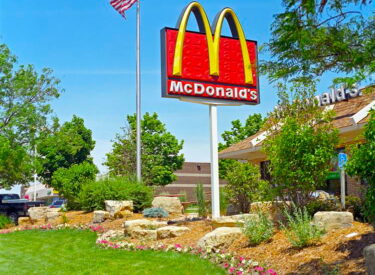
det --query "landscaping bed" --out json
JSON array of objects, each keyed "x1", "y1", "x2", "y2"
[{"x1": 7, "y1": 210, "x2": 374, "y2": 274}]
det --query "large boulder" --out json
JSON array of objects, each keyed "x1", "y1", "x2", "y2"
[
  {"x1": 28, "y1": 207, "x2": 49, "y2": 220},
  {"x1": 364, "y1": 244, "x2": 375, "y2": 275},
  {"x1": 93, "y1": 210, "x2": 110, "y2": 224},
  {"x1": 157, "y1": 226, "x2": 190, "y2": 239},
  {"x1": 212, "y1": 214, "x2": 259, "y2": 228},
  {"x1": 104, "y1": 200, "x2": 133, "y2": 218},
  {"x1": 123, "y1": 219, "x2": 167, "y2": 235},
  {"x1": 313, "y1": 211, "x2": 353, "y2": 231},
  {"x1": 152, "y1": 197, "x2": 183, "y2": 214},
  {"x1": 131, "y1": 229, "x2": 157, "y2": 241},
  {"x1": 197, "y1": 227, "x2": 243, "y2": 249}
]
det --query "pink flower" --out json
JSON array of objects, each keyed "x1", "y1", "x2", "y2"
[
  {"x1": 223, "y1": 263, "x2": 229, "y2": 268},
  {"x1": 174, "y1": 244, "x2": 182, "y2": 249},
  {"x1": 255, "y1": 266, "x2": 264, "y2": 272},
  {"x1": 239, "y1": 257, "x2": 245, "y2": 262},
  {"x1": 267, "y1": 269, "x2": 277, "y2": 275},
  {"x1": 236, "y1": 272, "x2": 243, "y2": 275},
  {"x1": 229, "y1": 267, "x2": 236, "y2": 273}
]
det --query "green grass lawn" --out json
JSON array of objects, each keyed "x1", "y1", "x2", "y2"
[{"x1": 0, "y1": 229, "x2": 226, "y2": 275}]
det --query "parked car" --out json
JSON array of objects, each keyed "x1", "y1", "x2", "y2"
[
  {"x1": 49, "y1": 200, "x2": 66, "y2": 209},
  {"x1": 0, "y1": 194, "x2": 44, "y2": 224}
]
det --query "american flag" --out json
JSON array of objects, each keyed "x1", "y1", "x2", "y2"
[{"x1": 110, "y1": 0, "x2": 138, "y2": 17}]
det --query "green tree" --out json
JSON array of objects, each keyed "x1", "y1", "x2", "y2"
[
  {"x1": 262, "y1": 0, "x2": 374, "y2": 84},
  {"x1": 105, "y1": 112, "x2": 184, "y2": 186},
  {"x1": 51, "y1": 162, "x2": 98, "y2": 209},
  {"x1": 225, "y1": 161, "x2": 268, "y2": 213},
  {"x1": 0, "y1": 136, "x2": 32, "y2": 189},
  {"x1": 38, "y1": 115, "x2": 96, "y2": 185},
  {"x1": 0, "y1": 44, "x2": 61, "y2": 188},
  {"x1": 219, "y1": 114, "x2": 264, "y2": 179},
  {"x1": 346, "y1": 110, "x2": 375, "y2": 223},
  {"x1": 263, "y1": 81, "x2": 339, "y2": 207}
]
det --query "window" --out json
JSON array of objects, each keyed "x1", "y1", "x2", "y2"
[{"x1": 197, "y1": 165, "x2": 201, "y2": 171}]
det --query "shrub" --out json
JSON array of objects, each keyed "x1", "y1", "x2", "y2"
[
  {"x1": 79, "y1": 176, "x2": 153, "y2": 212},
  {"x1": 51, "y1": 162, "x2": 98, "y2": 209},
  {"x1": 281, "y1": 205, "x2": 324, "y2": 248},
  {"x1": 220, "y1": 188, "x2": 229, "y2": 215},
  {"x1": 345, "y1": 196, "x2": 364, "y2": 221},
  {"x1": 242, "y1": 212, "x2": 274, "y2": 246},
  {"x1": 195, "y1": 183, "x2": 207, "y2": 218},
  {"x1": 0, "y1": 215, "x2": 12, "y2": 229},
  {"x1": 305, "y1": 199, "x2": 340, "y2": 217},
  {"x1": 143, "y1": 207, "x2": 168, "y2": 218},
  {"x1": 225, "y1": 161, "x2": 268, "y2": 213}
]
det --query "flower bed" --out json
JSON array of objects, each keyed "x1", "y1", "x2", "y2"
[
  {"x1": 0, "y1": 224, "x2": 277, "y2": 275},
  {"x1": 97, "y1": 237, "x2": 277, "y2": 275}
]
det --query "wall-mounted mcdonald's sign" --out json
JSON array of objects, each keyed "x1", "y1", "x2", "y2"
[{"x1": 161, "y1": 1, "x2": 259, "y2": 105}]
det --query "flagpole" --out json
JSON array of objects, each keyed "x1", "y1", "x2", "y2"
[{"x1": 136, "y1": 0, "x2": 142, "y2": 182}]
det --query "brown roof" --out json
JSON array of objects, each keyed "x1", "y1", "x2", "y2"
[{"x1": 219, "y1": 87, "x2": 375, "y2": 156}]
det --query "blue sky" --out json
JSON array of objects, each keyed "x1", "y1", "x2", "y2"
[{"x1": 0, "y1": 0, "x2": 343, "y2": 184}]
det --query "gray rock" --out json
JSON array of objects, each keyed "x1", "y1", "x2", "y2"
[
  {"x1": 46, "y1": 211, "x2": 60, "y2": 222},
  {"x1": 197, "y1": 227, "x2": 243, "y2": 249},
  {"x1": 28, "y1": 207, "x2": 49, "y2": 220},
  {"x1": 313, "y1": 211, "x2": 353, "y2": 231},
  {"x1": 152, "y1": 197, "x2": 183, "y2": 214},
  {"x1": 364, "y1": 244, "x2": 375, "y2": 275}
]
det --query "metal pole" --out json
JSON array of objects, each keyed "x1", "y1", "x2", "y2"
[
  {"x1": 33, "y1": 145, "x2": 37, "y2": 201},
  {"x1": 136, "y1": 0, "x2": 142, "y2": 182},
  {"x1": 209, "y1": 105, "x2": 220, "y2": 218},
  {"x1": 340, "y1": 168, "x2": 346, "y2": 209}
]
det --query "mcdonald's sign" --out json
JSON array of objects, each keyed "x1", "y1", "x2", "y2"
[{"x1": 161, "y1": 2, "x2": 259, "y2": 105}]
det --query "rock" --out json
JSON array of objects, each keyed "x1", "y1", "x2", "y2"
[
  {"x1": 197, "y1": 227, "x2": 243, "y2": 249},
  {"x1": 28, "y1": 207, "x2": 49, "y2": 220},
  {"x1": 212, "y1": 214, "x2": 259, "y2": 228},
  {"x1": 157, "y1": 226, "x2": 190, "y2": 239},
  {"x1": 364, "y1": 244, "x2": 375, "y2": 275},
  {"x1": 313, "y1": 211, "x2": 353, "y2": 231},
  {"x1": 152, "y1": 197, "x2": 183, "y2": 214},
  {"x1": 93, "y1": 210, "x2": 110, "y2": 224},
  {"x1": 18, "y1": 217, "x2": 31, "y2": 226},
  {"x1": 114, "y1": 210, "x2": 133, "y2": 219},
  {"x1": 123, "y1": 219, "x2": 167, "y2": 235},
  {"x1": 104, "y1": 200, "x2": 133, "y2": 217},
  {"x1": 46, "y1": 211, "x2": 60, "y2": 222},
  {"x1": 131, "y1": 229, "x2": 157, "y2": 241}
]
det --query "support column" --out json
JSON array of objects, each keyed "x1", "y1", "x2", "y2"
[{"x1": 209, "y1": 104, "x2": 220, "y2": 218}]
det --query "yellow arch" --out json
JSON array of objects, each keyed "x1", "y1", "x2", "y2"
[
  {"x1": 173, "y1": 2, "x2": 215, "y2": 76},
  {"x1": 213, "y1": 8, "x2": 253, "y2": 84},
  {"x1": 173, "y1": 2, "x2": 254, "y2": 84}
]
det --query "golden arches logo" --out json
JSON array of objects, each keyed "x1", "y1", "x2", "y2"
[{"x1": 173, "y1": 2, "x2": 254, "y2": 85}]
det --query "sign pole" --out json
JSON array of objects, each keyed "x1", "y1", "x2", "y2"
[
  {"x1": 209, "y1": 104, "x2": 220, "y2": 218},
  {"x1": 338, "y1": 152, "x2": 347, "y2": 209},
  {"x1": 136, "y1": 0, "x2": 142, "y2": 182},
  {"x1": 340, "y1": 168, "x2": 346, "y2": 209}
]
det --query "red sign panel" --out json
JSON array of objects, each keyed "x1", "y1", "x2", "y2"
[{"x1": 161, "y1": 28, "x2": 259, "y2": 104}]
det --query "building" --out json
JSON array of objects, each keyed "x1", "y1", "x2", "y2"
[
  {"x1": 155, "y1": 162, "x2": 226, "y2": 201},
  {"x1": 219, "y1": 86, "x2": 375, "y2": 197}
]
